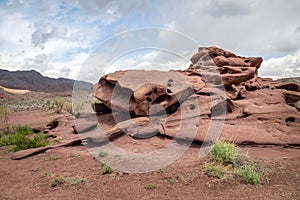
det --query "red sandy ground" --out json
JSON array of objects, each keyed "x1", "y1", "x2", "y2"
[{"x1": 0, "y1": 110, "x2": 299, "y2": 200}]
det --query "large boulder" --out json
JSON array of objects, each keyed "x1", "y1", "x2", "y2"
[
  {"x1": 91, "y1": 46, "x2": 300, "y2": 146},
  {"x1": 187, "y1": 46, "x2": 263, "y2": 87},
  {"x1": 93, "y1": 70, "x2": 202, "y2": 116}
]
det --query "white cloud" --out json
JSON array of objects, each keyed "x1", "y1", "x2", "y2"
[
  {"x1": 31, "y1": 22, "x2": 68, "y2": 49},
  {"x1": 203, "y1": 0, "x2": 254, "y2": 17},
  {"x1": 152, "y1": 0, "x2": 300, "y2": 57},
  {"x1": 0, "y1": 0, "x2": 300, "y2": 81},
  {"x1": 140, "y1": 50, "x2": 189, "y2": 65},
  {"x1": 140, "y1": 51, "x2": 159, "y2": 61},
  {"x1": 103, "y1": 49, "x2": 190, "y2": 76},
  {"x1": 0, "y1": 13, "x2": 33, "y2": 54},
  {"x1": 259, "y1": 50, "x2": 300, "y2": 79}
]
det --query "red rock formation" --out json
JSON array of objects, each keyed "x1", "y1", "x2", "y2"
[
  {"x1": 12, "y1": 47, "x2": 300, "y2": 160},
  {"x1": 90, "y1": 46, "x2": 300, "y2": 145}
]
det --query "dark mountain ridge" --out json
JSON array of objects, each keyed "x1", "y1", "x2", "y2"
[
  {"x1": 0, "y1": 69, "x2": 92, "y2": 92},
  {"x1": 275, "y1": 77, "x2": 300, "y2": 85}
]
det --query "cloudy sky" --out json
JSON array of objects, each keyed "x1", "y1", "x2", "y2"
[{"x1": 0, "y1": 0, "x2": 299, "y2": 82}]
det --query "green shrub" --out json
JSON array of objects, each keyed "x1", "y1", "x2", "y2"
[
  {"x1": 145, "y1": 184, "x2": 156, "y2": 190},
  {"x1": 235, "y1": 165, "x2": 260, "y2": 184},
  {"x1": 45, "y1": 98, "x2": 64, "y2": 114},
  {"x1": 45, "y1": 99, "x2": 51, "y2": 109},
  {"x1": 98, "y1": 150, "x2": 108, "y2": 157},
  {"x1": 32, "y1": 166, "x2": 41, "y2": 172},
  {"x1": 52, "y1": 137, "x2": 62, "y2": 144},
  {"x1": 50, "y1": 178, "x2": 66, "y2": 187},
  {"x1": 206, "y1": 140, "x2": 263, "y2": 184},
  {"x1": 45, "y1": 98, "x2": 74, "y2": 114},
  {"x1": 0, "y1": 125, "x2": 48, "y2": 151},
  {"x1": 51, "y1": 98, "x2": 64, "y2": 114},
  {"x1": 233, "y1": 150, "x2": 255, "y2": 168},
  {"x1": 101, "y1": 162, "x2": 113, "y2": 174},
  {"x1": 64, "y1": 101, "x2": 73, "y2": 114},
  {"x1": 15, "y1": 125, "x2": 32, "y2": 135},
  {"x1": 70, "y1": 177, "x2": 85, "y2": 186},
  {"x1": 205, "y1": 165, "x2": 224, "y2": 179},
  {"x1": 210, "y1": 141, "x2": 237, "y2": 164},
  {"x1": 0, "y1": 105, "x2": 9, "y2": 133}
]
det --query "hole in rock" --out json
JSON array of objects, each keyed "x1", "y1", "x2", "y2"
[
  {"x1": 165, "y1": 102, "x2": 180, "y2": 115},
  {"x1": 285, "y1": 117, "x2": 295, "y2": 124},
  {"x1": 32, "y1": 128, "x2": 42, "y2": 133},
  {"x1": 238, "y1": 112, "x2": 251, "y2": 118},
  {"x1": 151, "y1": 102, "x2": 180, "y2": 116},
  {"x1": 189, "y1": 104, "x2": 195, "y2": 110},
  {"x1": 220, "y1": 69, "x2": 228, "y2": 74},
  {"x1": 146, "y1": 97, "x2": 152, "y2": 102},
  {"x1": 245, "y1": 85, "x2": 257, "y2": 91},
  {"x1": 153, "y1": 94, "x2": 169, "y2": 104},
  {"x1": 47, "y1": 120, "x2": 59, "y2": 130},
  {"x1": 167, "y1": 89, "x2": 172, "y2": 94}
]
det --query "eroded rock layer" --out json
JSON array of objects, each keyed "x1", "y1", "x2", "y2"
[{"x1": 91, "y1": 46, "x2": 300, "y2": 145}]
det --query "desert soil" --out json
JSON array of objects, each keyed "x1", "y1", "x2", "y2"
[{"x1": 0, "y1": 109, "x2": 299, "y2": 200}]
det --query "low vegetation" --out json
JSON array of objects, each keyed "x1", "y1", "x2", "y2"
[
  {"x1": 0, "y1": 125, "x2": 48, "y2": 151},
  {"x1": 32, "y1": 166, "x2": 41, "y2": 172},
  {"x1": 101, "y1": 162, "x2": 113, "y2": 175},
  {"x1": 50, "y1": 176, "x2": 85, "y2": 187},
  {"x1": 98, "y1": 150, "x2": 108, "y2": 157},
  {"x1": 0, "y1": 105, "x2": 9, "y2": 134},
  {"x1": 145, "y1": 183, "x2": 157, "y2": 190},
  {"x1": 46, "y1": 98, "x2": 64, "y2": 114},
  {"x1": 205, "y1": 140, "x2": 261, "y2": 184},
  {"x1": 210, "y1": 141, "x2": 237, "y2": 164},
  {"x1": 205, "y1": 164, "x2": 224, "y2": 179},
  {"x1": 49, "y1": 154, "x2": 59, "y2": 160},
  {"x1": 45, "y1": 97, "x2": 73, "y2": 114},
  {"x1": 70, "y1": 177, "x2": 85, "y2": 186},
  {"x1": 50, "y1": 178, "x2": 67, "y2": 187},
  {"x1": 63, "y1": 101, "x2": 73, "y2": 114},
  {"x1": 234, "y1": 165, "x2": 260, "y2": 184}
]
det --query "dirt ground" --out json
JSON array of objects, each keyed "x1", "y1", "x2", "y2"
[{"x1": 0, "y1": 110, "x2": 300, "y2": 200}]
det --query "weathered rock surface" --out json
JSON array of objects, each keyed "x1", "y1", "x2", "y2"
[
  {"x1": 91, "y1": 46, "x2": 300, "y2": 146},
  {"x1": 13, "y1": 46, "x2": 300, "y2": 160},
  {"x1": 93, "y1": 70, "x2": 197, "y2": 116}
]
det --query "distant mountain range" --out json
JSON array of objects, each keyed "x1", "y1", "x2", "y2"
[
  {"x1": 0, "y1": 69, "x2": 93, "y2": 92},
  {"x1": 275, "y1": 77, "x2": 300, "y2": 85},
  {"x1": 1, "y1": 68, "x2": 298, "y2": 93}
]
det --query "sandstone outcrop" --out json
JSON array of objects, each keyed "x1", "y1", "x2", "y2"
[
  {"x1": 92, "y1": 46, "x2": 300, "y2": 145},
  {"x1": 12, "y1": 46, "x2": 300, "y2": 160}
]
